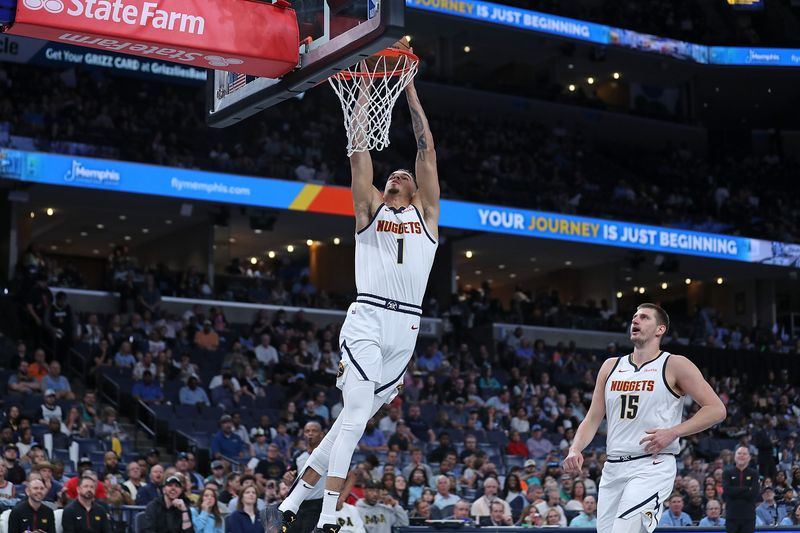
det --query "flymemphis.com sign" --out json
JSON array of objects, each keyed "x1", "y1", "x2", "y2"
[
  {"x1": 1, "y1": 149, "x2": 799, "y2": 267},
  {"x1": 1, "y1": 0, "x2": 299, "y2": 77}
]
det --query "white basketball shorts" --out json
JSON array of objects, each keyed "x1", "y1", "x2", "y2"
[
  {"x1": 597, "y1": 453, "x2": 677, "y2": 533},
  {"x1": 338, "y1": 294, "x2": 421, "y2": 404}
]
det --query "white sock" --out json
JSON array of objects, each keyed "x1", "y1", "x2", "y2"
[
  {"x1": 317, "y1": 489, "x2": 340, "y2": 527},
  {"x1": 279, "y1": 481, "x2": 316, "y2": 514}
]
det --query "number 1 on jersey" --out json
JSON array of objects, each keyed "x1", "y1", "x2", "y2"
[
  {"x1": 396, "y1": 238, "x2": 404, "y2": 264},
  {"x1": 620, "y1": 394, "x2": 639, "y2": 419}
]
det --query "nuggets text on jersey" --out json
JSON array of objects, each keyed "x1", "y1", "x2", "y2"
[
  {"x1": 609, "y1": 379, "x2": 655, "y2": 392},
  {"x1": 376, "y1": 220, "x2": 422, "y2": 235}
]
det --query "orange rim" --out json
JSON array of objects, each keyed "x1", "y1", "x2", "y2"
[{"x1": 332, "y1": 48, "x2": 419, "y2": 81}]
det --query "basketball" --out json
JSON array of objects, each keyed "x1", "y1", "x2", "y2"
[{"x1": 363, "y1": 36, "x2": 412, "y2": 74}]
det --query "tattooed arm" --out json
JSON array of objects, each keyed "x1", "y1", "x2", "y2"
[{"x1": 406, "y1": 80, "x2": 440, "y2": 236}]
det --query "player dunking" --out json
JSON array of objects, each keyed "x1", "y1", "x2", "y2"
[
  {"x1": 563, "y1": 303, "x2": 726, "y2": 533},
  {"x1": 272, "y1": 79, "x2": 439, "y2": 533}
]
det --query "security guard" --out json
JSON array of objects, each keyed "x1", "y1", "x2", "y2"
[
  {"x1": 723, "y1": 446, "x2": 760, "y2": 533},
  {"x1": 8, "y1": 478, "x2": 56, "y2": 533},
  {"x1": 62, "y1": 475, "x2": 113, "y2": 533}
]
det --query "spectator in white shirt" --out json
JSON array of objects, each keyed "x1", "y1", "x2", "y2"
[
  {"x1": 133, "y1": 352, "x2": 157, "y2": 381},
  {"x1": 255, "y1": 334, "x2": 279, "y2": 367},
  {"x1": 379, "y1": 407, "x2": 401, "y2": 437},
  {"x1": 432, "y1": 475, "x2": 460, "y2": 518}
]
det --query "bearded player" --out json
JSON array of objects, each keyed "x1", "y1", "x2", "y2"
[
  {"x1": 272, "y1": 79, "x2": 438, "y2": 533},
  {"x1": 563, "y1": 303, "x2": 726, "y2": 533}
]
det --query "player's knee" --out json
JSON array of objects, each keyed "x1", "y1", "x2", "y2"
[{"x1": 339, "y1": 416, "x2": 368, "y2": 435}]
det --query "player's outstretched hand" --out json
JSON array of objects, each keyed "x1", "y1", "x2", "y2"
[
  {"x1": 562, "y1": 449, "x2": 583, "y2": 474},
  {"x1": 640, "y1": 428, "x2": 678, "y2": 455}
]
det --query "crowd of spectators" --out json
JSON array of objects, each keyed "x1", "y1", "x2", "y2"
[
  {"x1": 18, "y1": 241, "x2": 343, "y2": 313},
  {"x1": 3, "y1": 64, "x2": 800, "y2": 242},
  {"x1": 3, "y1": 262, "x2": 800, "y2": 533}
]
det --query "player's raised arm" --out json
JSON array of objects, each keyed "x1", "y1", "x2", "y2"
[
  {"x1": 563, "y1": 357, "x2": 616, "y2": 473},
  {"x1": 350, "y1": 80, "x2": 383, "y2": 231},
  {"x1": 406, "y1": 80, "x2": 440, "y2": 234}
]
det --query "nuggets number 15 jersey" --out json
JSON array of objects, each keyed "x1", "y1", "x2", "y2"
[
  {"x1": 355, "y1": 203, "x2": 437, "y2": 306},
  {"x1": 604, "y1": 352, "x2": 683, "y2": 457}
]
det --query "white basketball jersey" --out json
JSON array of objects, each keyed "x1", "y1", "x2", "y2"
[
  {"x1": 355, "y1": 203, "x2": 437, "y2": 306},
  {"x1": 604, "y1": 352, "x2": 683, "y2": 457}
]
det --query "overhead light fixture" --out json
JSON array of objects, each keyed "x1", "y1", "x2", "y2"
[
  {"x1": 404, "y1": 35, "x2": 412, "y2": 42},
  {"x1": 96, "y1": 223, "x2": 104, "y2": 229},
  {"x1": 229, "y1": 237, "x2": 236, "y2": 243},
  {"x1": 65, "y1": 238, "x2": 72, "y2": 244},
  {"x1": 716, "y1": 277, "x2": 724, "y2": 285},
  {"x1": 568, "y1": 84, "x2": 576, "y2": 92},
  {"x1": 616, "y1": 291, "x2": 623, "y2": 298},
  {"x1": 587, "y1": 77, "x2": 595, "y2": 84},
  {"x1": 124, "y1": 235, "x2": 131, "y2": 241},
  {"x1": 268, "y1": 251, "x2": 276, "y2": 259},
  {"x1": 463, "y1": 45, "x2": 471, "y2": 53},
  {"x1": 498, "y1": 264, "x2": 505, "y2": 270},
  {"x1": 333, "y1": 237, "x2": 341, "y2": 245},
  {"x1": 685, "y1": 278, "x2": 692, "y2": 285},
  {"x1": 287, "y1": 245, "x2": 295, "y2": 253},
  {"x1": 638, "y1": 287, "x2": 645, "y2": 294},
  {"x1": 509, "y1": 273, "x2": 517, "y2": 278},
  {"x1": 165, "y1": 219, "x2": 173, "y2": 225},
  {"x1": 661, "y1": 282, "x2": 668, "y2": 290},
  {"x1": 50, "y1": 245, "x2": 57, "y2": 250},
  {"x1": 565, "y1": 260, "x2": 572, "y2": 266},
  {"x1": 80, "y1": 232, "x2": 88, "y2": 237},
  {"x1": 306, "y1": 239, "x2": 314, "y2": 246},
  {"x1": 465, "y1": 250, "x2": 473, "y2": 259},
  {"x1": 46, "y1": 208, "x2": 54, "y2": 216},
  {"x1": 613, "y1": 72, "x2": 620, "y2": 79},
  {"x1": 254, "y1": 229, "x2": 262, "y2": 234},
  {"x1": 475, "y1": 270, "x2": 482, "y2": 275},
  {"x1": 250, "y1": 257, "x2": 258, "y2": 265},
  {"x1": 634, "y1": 286, "x2": 639, "y2": 292},
  {"x1": 142, "y1": 228, "x2": 149, "y2": 234},
  {"x1": 92, "y1": 249, "x2": 99, "y2": 255},
  {"x1": 29, "y1": 211, "x2": 35, "y2": 219},
  {"x1": 119, "y1": 215, "x2": 126, "y2": 221}
]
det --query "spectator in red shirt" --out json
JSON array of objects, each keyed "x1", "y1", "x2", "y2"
[
  {"x1": 506, "y1": 430, "x2": 528, "y2": 458},
  {"x1": 28, "y1": 349, "x2": 50, "y2": 381},
  {"x1": 64, "y1": 460, "x2": 107, "y2": 500}
]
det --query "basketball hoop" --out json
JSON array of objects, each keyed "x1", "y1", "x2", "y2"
[{"x1": 328, "y1": 48, "x2": 419, "y2": 156}]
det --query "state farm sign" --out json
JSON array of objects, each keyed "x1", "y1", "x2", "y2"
[
  {"x1": 4, "y1": 0, "x2": 299, "y2": 78},
  {"x1": 25, "y1": 0, "x2": 206, "y2": 34}
]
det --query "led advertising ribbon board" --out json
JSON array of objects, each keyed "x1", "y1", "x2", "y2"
[
  {"x1": 405, "y1": 0, "x2": 800, "y2": 68},
  {"x1": 1, "y1": 149, "x2": 799, "y2": 267}
]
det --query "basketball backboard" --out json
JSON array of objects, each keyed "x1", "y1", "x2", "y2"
[{"x1": 206, "y1": 0, "x2": 405, "y2": 128}]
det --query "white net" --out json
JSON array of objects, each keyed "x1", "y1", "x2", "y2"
[{"x1": 328, "y1": 50, "x2": 419, "y2": 156}]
